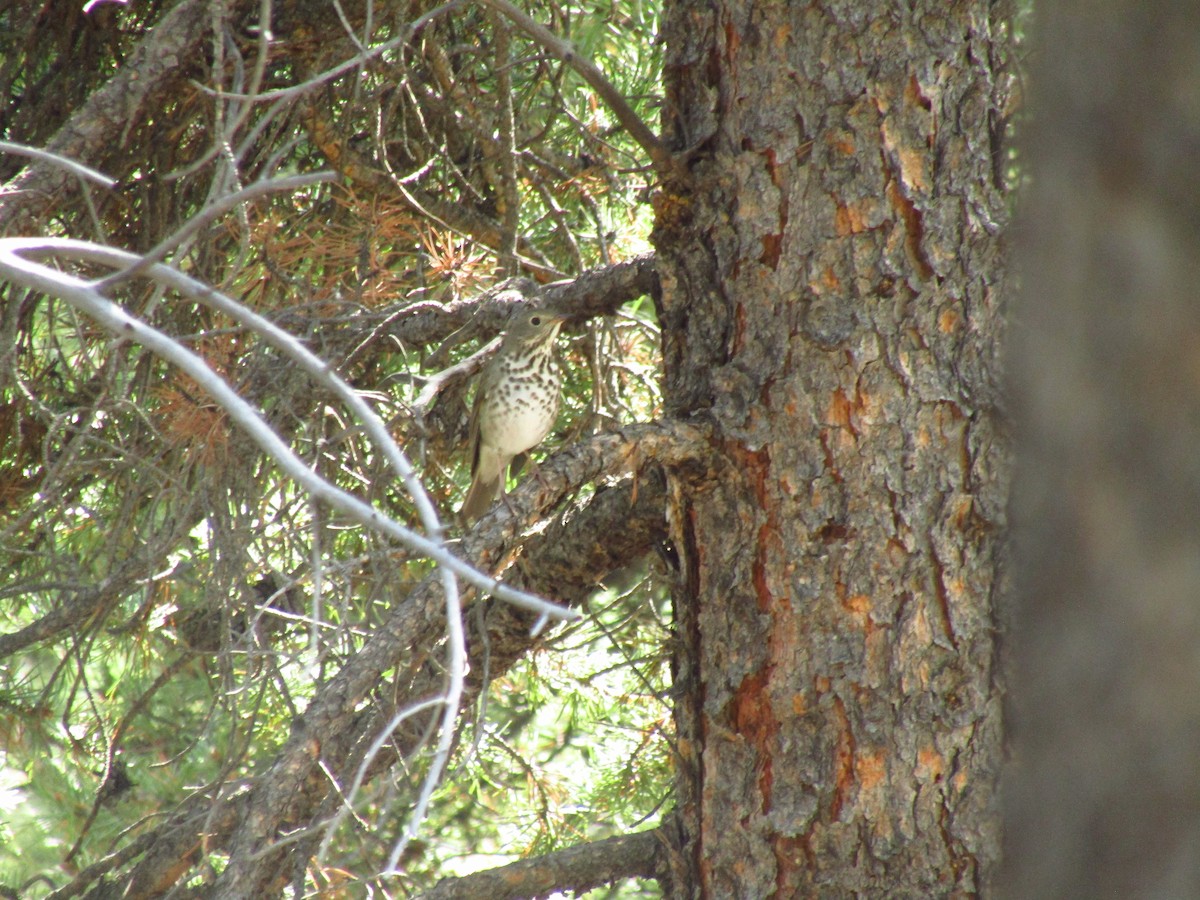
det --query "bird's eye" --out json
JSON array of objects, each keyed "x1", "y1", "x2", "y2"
[{"x1": 530, "y1": 315, "x2": 542, "y2": 326}]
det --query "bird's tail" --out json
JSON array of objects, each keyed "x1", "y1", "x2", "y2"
[{"x1": 460, "y1": 471, "x2": 502, "y2": 523}]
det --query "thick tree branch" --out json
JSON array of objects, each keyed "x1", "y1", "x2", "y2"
[
  {"x1": 366, "y1": 252, "x2": 659, "y2": 351},
  {"x1": 543, "y1": 252, "x2": 660, "y2": 318},
  {"x1": 418, "y1": 824, "x2": 670, "y2": 900},
  {"x1": 457, "y1": 420, "x2": 715, "y2": 564},
  {"x1": 418, "y1": 253, "x2": 658, "y2": 374}
]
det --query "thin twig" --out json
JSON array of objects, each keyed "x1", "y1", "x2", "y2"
[
  {"x1": 197, "y1": 0, "x2": 469, "y2": 105},
  {"x1": 477, "y1": 0, "x2": 679, "y2": 178},
  {"x1": 490, "y1": 10, "x2": 521, "y2": 275},
  {"x1": 164, "y1": 0, "x2": 277, "y2": 182},
  {"x1": 0, "y1": 140, "x2": 116, "y2": 188},
  {"x1": 93, "y1": 171, "x2": 339, "y2": 293}
]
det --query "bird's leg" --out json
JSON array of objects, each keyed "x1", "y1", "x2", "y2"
[
  {"x1": 515, "y1": 451, "x2": 557, "y2": 501},
  {"x1": 497, "y1": 476, "x2": 521, "y2": 518},
  {"x1": 497, "y1": 453, "x2": 549, "y2": 519}
]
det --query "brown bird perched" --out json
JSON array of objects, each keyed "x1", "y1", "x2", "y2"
[{"x1": 459, "y1": 307, "x2": 566, "y2": 522}]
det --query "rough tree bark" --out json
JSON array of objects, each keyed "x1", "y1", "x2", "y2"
[
  {"x1": 1005, "y1": 1, "x2": 1200, "y2": 896},
  {"x1": 1, "y1": 0, "x2": 1018, "y2": 893},
  {"x1": 654, "y1": 2, "x2": 1010, "y2": 895}
]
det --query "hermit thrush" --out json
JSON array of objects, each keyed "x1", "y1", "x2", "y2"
[{"x1": 460, "y1": 307, "x2": 566, "y2": 522}]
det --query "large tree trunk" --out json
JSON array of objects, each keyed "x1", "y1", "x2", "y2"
[
  {"x1": 1005, "y1": 1, "x2": 1200, "y2": 895},
  {"x1": 654, "y1": 2, "x2": 1010, "y2": 894}
]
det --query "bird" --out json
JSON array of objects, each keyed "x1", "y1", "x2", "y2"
[{"x1": 459, "y1": 307, "x2": 566, "y2": 522}]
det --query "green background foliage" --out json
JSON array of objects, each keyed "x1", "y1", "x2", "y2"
[{"x1": 0, "y1": 0, "x2": 669, "y2": 894}]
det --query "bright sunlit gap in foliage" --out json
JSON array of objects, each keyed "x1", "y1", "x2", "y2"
[{"x1": 431, "y1": 580, "x2": 673, "y2": 889}]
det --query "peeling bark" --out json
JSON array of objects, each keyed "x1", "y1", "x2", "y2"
[{"x1": 655, "y1": 2, "x2": 1010, "y2": 894}]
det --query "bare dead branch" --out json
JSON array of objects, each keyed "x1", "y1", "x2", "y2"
[
  {"x1": 458, "y1": 419, "x2": 715, "y2": 551},
  {"x1": 365, "y1": 252, "x2": 659, "y2": 353},
  {"x1": 0, "y1": 141, "x2": 116, "y2": 188},
  {"x1": 543, "y1": 252, "x2": 659, "y2": 318}
]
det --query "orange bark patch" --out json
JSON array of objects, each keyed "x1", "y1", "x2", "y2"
[
  {"x1": 724, "y1": 18, "x2": 740, "y2": 58},
  {"x1": 830, "y1": 696, "x2": 855, "y2": 820},
  {"x1": 732, "y1": 669, "x2": 779, "y2": 806},
  {"x1": 905, "y1": 73, "x2": 933, "y2": 112},
  {"x1": 951, "y1": 495, "x2": 974, "y2": 530},
  {"x1": 811, "y1": 265, "x2": 841, "y2": 295},
  {"x1": 881, "y1": 99, "x2": 931, "y2": 195},
  {"x1": 886, "y1": 178, "x2": 934, "y2": 280},
  {"x1": 834, "y1": 198, "x2": 875, "y2": 235},
  {"x1": 760, "y1": 232, "x2": 783, "y2": 268},
  {"x1": 842, "y1": 591, "x2": 877, "y2": 641},
  {"x1": 826, "y1": 387, "x2": 855, "y2": 429},
  {"x1": 733, "y1": 671, "x2": 774, "y2": 738},
  {"x1": 753, "y1": 523, "x2": 774, "y2": 613},
  {"x1": 945, "y1": 576, "x2": 966, "y2": 602},
  {"x1": 835, "y1": 195, "x2": 883, "y2": 236},
  {"x1": 841, "y1": 592, "x2": 870, "y2": 621},
  {"x1": 895, "y1": 144, "x2": 929, "y2": 194},
  {"x1": 773, "y1": 834, "x2": 806, "y2": 896},
  {"x1": 939, "y1": 307, "x2": 961, "y2": 333},
  {"x1": 855, "y1": 748, "x2": 887, "y2": 792},
  {"x1": 917, "y1": 745, "x2": 945, "y2": 781},
  {"x1": 828, "y1": 131, "x2": 856, "y2": 156}
]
